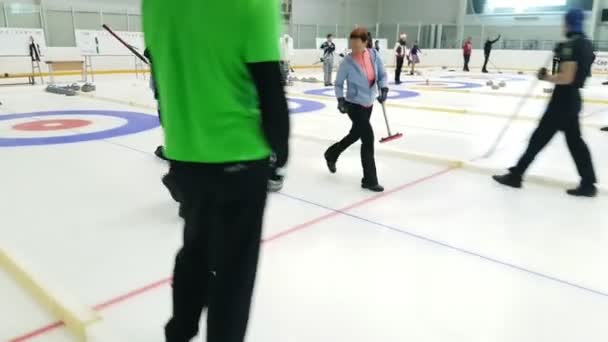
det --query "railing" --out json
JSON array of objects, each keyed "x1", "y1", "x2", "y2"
[{"x1": 287, "y1": 23, "x2": 608, "y2": 52}]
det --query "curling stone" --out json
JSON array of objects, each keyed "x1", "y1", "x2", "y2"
[
  {"x1": 70, "y1": 83, "x2": 81, "y2": 91},
  {"x1": 491, "y1": 84, "x2": 500, "y2": 90},
  {"x1": 486, "y1": 80, "x2": 494, "y2": 86},
  {"x1": 81, "y1": 83, "x2": 96, "y2": 92},
  {"x1": 46, "y1": 84, "x2": 76, "y2": 96},
  {"x1": 498, "y1": 81, "x2": 506, "y2": 87}
]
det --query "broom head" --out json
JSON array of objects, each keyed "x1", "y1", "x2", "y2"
[{"x1": 380, "y1": 133, "x2": 403, "y2": 143}]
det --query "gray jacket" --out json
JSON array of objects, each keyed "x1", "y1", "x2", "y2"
[{"x1": 335, "y1": 48, "x2": 388, "y2": 107}]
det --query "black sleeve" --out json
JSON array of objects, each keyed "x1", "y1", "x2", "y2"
[
  {"x1": 491, "y1": 36, "x2": 501, "y2": 44},
  {"x1": 247, "y1": 61, "x2": 290, "y2": 167},
  {"x1": 320, "y1": 42, "x2": 327, "y2": 50}
]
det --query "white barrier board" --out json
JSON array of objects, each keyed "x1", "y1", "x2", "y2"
[
  {"x1": 0, "y1": 28, "x2": 47, "y2": 56},
  {"x1": 75, "y1": 30, "x2": 144, "y2": 56}
]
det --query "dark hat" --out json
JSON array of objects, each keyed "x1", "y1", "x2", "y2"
[{"x1": 565, "y1": 8, "x2": 585, "y2": 33}]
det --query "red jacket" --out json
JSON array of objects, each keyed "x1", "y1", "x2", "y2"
[{"x1": 463, "y1": 41, "x2": 472, "y2": 55}]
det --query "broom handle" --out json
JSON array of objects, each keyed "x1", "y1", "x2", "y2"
[
  {"x1": 102, "y1": 24, "x2": 149, "y2": 65},
  {"x1": 380, "y1": 102, "x2": 392, "y2": 135},
  {"x1": 487, "y1": 77, "x2": 539, "y2": 148},
  {"x1": 484, "y1": 54, "x2": 553, "y2": 156}
]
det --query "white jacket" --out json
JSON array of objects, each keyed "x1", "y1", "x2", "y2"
[
  {"x1": 394, "y1": 41, "x2": 409, "y2": 57},
  {"x1": 280, "y1": 35, "x2": 294, "y2": 62}
]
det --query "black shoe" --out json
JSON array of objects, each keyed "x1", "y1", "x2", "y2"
[
  {"x1": 362, "y1": 183, "x2": 384, "y2": 192},
  {"x1": 492, "y1": 173, "x2": 522, "y2": 189},
  {"x1": 324, "y1": 152, "x2": 336, "y2": 174},
  {"x1": 162, "y1": 173, "x2": 182, "y2": 203},
  {"x1": 155, "y1": 145, "x2": 168, "y2": 161},
  {"x1": 482, "y1": 69, "x2": 488, "y2": 73},
  {"x1": 566, "y1": 184, "x2": 598, "y2": 197},
  {"x1": 601, "y1": 127, "x2": 608, "y2": 132}
]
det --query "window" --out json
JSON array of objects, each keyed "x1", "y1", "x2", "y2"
[{"x1": 487, "y1": 0, "x2": 567, "y2": 12}]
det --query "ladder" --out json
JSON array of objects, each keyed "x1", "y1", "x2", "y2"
[{"x1": 30, "y1": 60, "x2": 44, "y2": 85}]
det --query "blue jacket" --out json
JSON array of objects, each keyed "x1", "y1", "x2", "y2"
[{"x1": 335, "y1": 48, "x2": 388, "y2": 107}]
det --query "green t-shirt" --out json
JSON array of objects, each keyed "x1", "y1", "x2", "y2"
[{"x1": 143, "y1": 0, "x2": 281, "y2": 163}]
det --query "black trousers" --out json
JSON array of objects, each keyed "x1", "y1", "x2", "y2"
[
  {"x1": 279, "y1": 61, "x2": 289, "y2": 86},
  {"x1": 463, "y1": 54, "x2": 471, "y2": 71},
  {"x1": 511, "y1": 90, "x2": 597, "y2": 185},
  {"x1": 165, "y1": 159, "x2": 269, "y2": 342},
  {"x1": 482, "y1": 52, "x2": 490, "y2": 72},
  {"x1": 325, "y1": 103, "x2": 378, "y2": 185},
  {"x1": 395, "y1": 56, "x2": 404, "y2": 83}
]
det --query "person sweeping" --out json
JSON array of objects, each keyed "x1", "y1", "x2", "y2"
[
  {"x1": 482, "y1": 35, "x2": 500, "y2": 73},
  {"x1": 324, "y1": 27, "x2": 388, "y2": 192},
  {"x1": 493, "y1": 8, "x2": 598, "y2": 197}
]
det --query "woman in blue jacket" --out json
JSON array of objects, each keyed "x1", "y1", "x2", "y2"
[{"x1": 324, "y1": 27, "x2": 389, "y2": 192}]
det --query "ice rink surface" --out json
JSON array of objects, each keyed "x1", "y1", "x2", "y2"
[{"x1": 1, "y1": 67, "x2": 607, "y2": 342}]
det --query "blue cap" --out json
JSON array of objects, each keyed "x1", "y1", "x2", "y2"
[{"x1": 565, "y1": 8, "x2": 585, "y2": 33}]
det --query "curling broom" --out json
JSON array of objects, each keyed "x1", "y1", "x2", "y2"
[
  {"x1": 481, "y1": 54, "x2": 554, "y2": 158},
  {"x1": 102, "y1": 24, "x2": 149, "y2": 65},
  {"x1": 489, "y1": 60, "x2": 503, "y2": 74},
  {"x1": 379, "y1": 101, "x2": 403, "y2": 143}
]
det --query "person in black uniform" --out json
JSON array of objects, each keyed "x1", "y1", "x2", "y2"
[
  {"x1": 493, "y1": 8, "x2": 598, "y2": 197},
  {"x1": 481, "y1": 35, "x2": 500, "y2": 73}
]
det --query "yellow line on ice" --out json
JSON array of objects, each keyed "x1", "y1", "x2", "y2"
[
  {"x1": 0, "y1": 247, "x2": 100, "y2": 341},
  {"x1": 288, "y1": 92, "x2": 605, "y2": 128},
  {"x1": 292, "y1": 133, "x2": 606, "y2": 195}
]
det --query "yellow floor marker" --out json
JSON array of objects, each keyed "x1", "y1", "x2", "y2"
[{"x1": 0, "y1": 247, "x2": 100, "y2": 341}]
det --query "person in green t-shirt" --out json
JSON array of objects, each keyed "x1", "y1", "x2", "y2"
[{"x1": 143, "y1": 0, "x2": 290, "y2": 341}]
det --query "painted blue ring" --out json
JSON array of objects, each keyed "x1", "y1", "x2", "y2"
[
  {"x1": 0, "y1": 110, "x2": 160, "y2": 147},
  {"x1": 304, "y1": 88, "x2": 420, "y2": 100},
  {"x1": 288, "y1": 98, "x2": 325, "y2": 114},
  {"x1": 392, "y1": 80, "x2": 483, "y2": 89}
]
